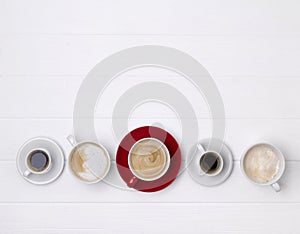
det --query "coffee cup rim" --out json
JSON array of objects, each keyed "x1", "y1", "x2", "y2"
[
  {"x1": 240, "y1": 142, "x2": 286, "y2": 186},
  {"x1": 68, "y1": 141, "x2": 111, "y2": 184},
  {"x1": 25, "y1": 148, "x2": 52, "y2": 175},
  {"x1": 198, "y1": 150, "x2": 224, "y2": 177},
  {"x1": 128, "y1": 137, "x2": 171, "y2": 182}
]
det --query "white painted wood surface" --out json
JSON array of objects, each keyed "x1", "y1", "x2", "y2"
[{"x1": 1, "y1": 0, "x2": 300, "y2": 233}]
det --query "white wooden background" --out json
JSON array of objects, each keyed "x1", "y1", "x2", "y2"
[{"x1": 1, "y1": 0, "x2": 300, "y2": 233}]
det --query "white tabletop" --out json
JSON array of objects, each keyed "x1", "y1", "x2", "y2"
[{"x1": 1, "y1": 0, "x2": 300, "y2": 233}]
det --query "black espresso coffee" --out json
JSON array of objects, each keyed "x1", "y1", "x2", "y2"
[
  {"x1": 200, "y1": 152, "x2": 221, "y2": 174},
  {"x1": 28, "y1": 150, "x2": 49, "y2": 172}
]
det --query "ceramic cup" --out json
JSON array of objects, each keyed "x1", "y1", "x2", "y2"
[
  {"x1": 23, "y1": 148, "x2": 52, "y2": 177},
  {"x1": 241, "y1": 143, "x2": 285, "y2": 192},
  {"x1": 195, "y1": 144, "x2": 224, "y2": 177},
  {"x1": 67, "y1": 135, "x2": 111, "y2": 184},
  {"x1": 127, "y1": 138, "x2": 170, "y2": 187}
]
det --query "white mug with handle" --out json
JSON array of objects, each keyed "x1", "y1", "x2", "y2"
[
  {"x1": 241, "y1": 143, "x2": 285, "y2": 192},
  {"x1": 67, "y1": 135, "x2": 111, "y2": 184}
]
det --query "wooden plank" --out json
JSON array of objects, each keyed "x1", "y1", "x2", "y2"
[
  {"x1": 1, "y1": 203, "x2": 299, "y2": 233},
  {"x1": 0, "y1": 76, "x2": 299, "y2": 118},
  {"x1": 2, "y1": 0, "x2": 300, "y2": 35},
  {"x1": 1, "y1": 35, "x2": 300, "y2": 76},
  {"x1": 0, "y1": 161, "x2": 298, "y2": 203}
]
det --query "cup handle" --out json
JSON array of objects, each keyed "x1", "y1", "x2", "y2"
[
  {"x1": 67, "y1": 135, "x2": 76, "y2": 147},
  {"x1": 271, "y1": 182, "x2": 281, "y2": 192},
  {"x1": 127, "y1": 176, "x2": 138, "y2": 188},
  {"x1": 197, "y1": 143, "x2": 206, "y2": 155},
  {"x1": 23, "y1": 170, "x2": 31, "y2": 177},
  {"x1": 196, "y1": 144, "x2": 206, "y2": 176}
]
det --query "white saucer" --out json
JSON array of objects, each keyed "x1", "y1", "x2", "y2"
[
  {"x1": 187, "y1": 138, "x2": 234, "y2": 187},
  {"x1": 16, "y1": 137, "x2": 65, "y2": 185}
]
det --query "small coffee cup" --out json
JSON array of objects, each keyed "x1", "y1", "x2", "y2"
[
  {"x1": 241, "y1": 143, "x2": 285, "y2": 192},
  {"x1": 195, "y1": 144, "x2": 224, "y2": 176},
  {"x1": 23, "y1": 148, "x2": 52, "y2": 177},
  {"x1": 127, "y1": 138, "x2": 170, "y2": 187},
  {"x1": 67, "y1": 135, "x2": 111, "y2": 184}
]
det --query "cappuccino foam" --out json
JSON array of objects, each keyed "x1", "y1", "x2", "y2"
[
  {"x1": 130, "y1": 139, "x2": 168, "y2": 180},
  {"x1": 70, "y1": 143, "x2": 110, "y2": 182},
  {"x1": 244, "y1": 145, "x2": 281, "y2": 183}
]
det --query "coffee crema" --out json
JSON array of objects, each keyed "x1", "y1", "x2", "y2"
[
  {"x1": 243, "y1": 145, "x2": 281, "y2": 183},
  {"x1": 200, "y1": 152, "x2": 221, "y2": 174},
  {"x1": 129, "y1": 139, "x2": 168, "y2": 180},
  {"x1": 28, "y1": 150, "x2": 49, "y2": 172}
]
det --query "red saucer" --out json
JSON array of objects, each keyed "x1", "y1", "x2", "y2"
[{"x1": 116, "y1": 126, "x2": 182, "y2": 193}]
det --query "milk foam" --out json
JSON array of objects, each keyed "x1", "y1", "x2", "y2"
[
  {"x1": 244, "y1": 145, "x2": 281, "y2": 183},
  {"x1": 70, "y1": 143, "x2": 109, "y2": 182},
  {"x1": 130, "y1": 139, "x2": 167, "y2": 180}
]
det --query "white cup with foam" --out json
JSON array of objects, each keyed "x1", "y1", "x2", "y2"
[
  {"x1": 67, "y1": 135, "x2": 111, "y2": 184},
  {"x1": 241, "y1": 143, "x2": 285, "y2": 192}
]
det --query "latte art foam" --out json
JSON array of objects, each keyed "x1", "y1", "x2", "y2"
[
  {"x1": 70, "y1": 143, "x2": 110, "y2": 182},
  {"x1": 130, "y1": 139, "x2": 168, "y2": 180},
  {"x1": 244, "y1": 145, "x2": 281, "y2": 183}
]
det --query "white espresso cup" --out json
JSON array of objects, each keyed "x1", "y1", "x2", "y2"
[
  {"x1": 127, "y1": 138, "x2": 170, "y2": 187},
  {"x1": 23, "y1": 148, "x2": 52, "y2": 177},
  {"x1": 241, "y1": 143, "x2": 285, "y2": 192},
  {"x1": 195, "y1": 144, "x2": 224, "y2": 176}
]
